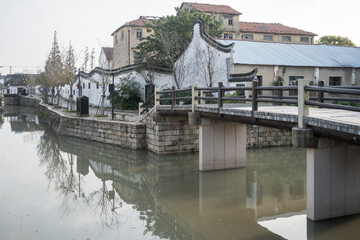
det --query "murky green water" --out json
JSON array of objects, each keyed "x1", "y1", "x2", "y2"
[{"x1": 1, "y1": 106, "x2": 360, "y2": 240}]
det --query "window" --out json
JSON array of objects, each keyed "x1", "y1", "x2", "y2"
[
  {"x1": 225, "y1": 16, "x2": 233, "y2": 26},
  {"x1": 243, "y1": 34, "x2": 254, "y2": 40},
  {"x1": 289, "y1": 76, "x2": 303, "y2": 96},
  {"x1": 88, "y1": 82, "x2": 91, "y2": 89},
  {"x1": 115, "y1": 35, "x2": 118, "y2": 44},
  {"x1": 329, "y1": 77, "x2": 342, "y2": 86},
  {"x1": 83, "y1": 83, "x2": 85, "y2": 89},
  {"x1": 263, "y1": 35, "x2": 273, "y2": 41},
  {"x1": 96, "y1": 83, "x2": 99, "y2": 89},
  {"x1": 282, "y1": 36, "x2": 292, "y2": 42},
  {"x1": 73, "y1": 90, "x2": 75, "y2": 95},
  {"x1": 121, "y1": 31, "x2": 124, "y2": 41},
  {"x1": 300, "y1": 37, "x2": 309, "y2": 43},
  {"x1": 136, "y1": 29, "x2": 142, "y2": 39},
  {"x1": 224, "y1": 33, "x2": 233, "y2": 39}
]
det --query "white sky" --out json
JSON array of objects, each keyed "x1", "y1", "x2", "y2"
[{"x1": 0, "y1": 0, "x2": 359, "y2": 75}]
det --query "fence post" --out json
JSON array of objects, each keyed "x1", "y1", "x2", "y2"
[
  {"x1": 154, "y1": 88, "x2": 160, "y2": 111},
  {"x1": 191, "y1": 83, "x2": 198, "y2": 112},
  {"x1": 138, "y1": 102, "x2": 143, "y2": 116},
  {"x1": 200, "y1": 90, "x2": 205, "y2": 105},
  {"x1": 277, "y1": 82, "x2": 283, "y2": 106},
  {"x1": 171, "y1": 86, "x2": 176, "y2": 109},
  {"x1": 252, "y1": 77, "x2": 258, "y2": 113},
  {"x1": 218, "y1": 82, "x2": 223, "y2": 109},
  {"x1": 298, "y1": 78, "x2": 310, "y2": 129},
  {"x1": 318, "y1": 80, "x2": 324, "y2": 104}
]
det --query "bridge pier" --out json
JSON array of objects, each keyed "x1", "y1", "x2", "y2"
[
  {"x1": 199, "y1": 118, "x2": 246, "y2": 171},
  {"x1": 307, "y1": 138, "x2": 360, "y2": 220}
]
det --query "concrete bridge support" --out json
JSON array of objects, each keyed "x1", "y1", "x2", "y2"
[
  {"x1": 199, "y1": 118, "x2": 246, "y2": 171},
  {"x1": 307, "y1": 138, "x2": 360, "y2": 220}
]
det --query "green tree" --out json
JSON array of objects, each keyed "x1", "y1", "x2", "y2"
[
  {"x1": 136, "y1": 8, "x2": 224, "y2": 89},
  {"x1": 110, "y1": 76, "x2": 143, "y2": 110},
  {"x1": 318, "y1": 35, "x2": 356, "y2": 47}
]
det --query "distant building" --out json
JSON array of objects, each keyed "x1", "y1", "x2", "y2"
[
  {"x1": 180, "y1": 2, "x2": 316, "y2": 43},
  {"x1": 98, "y1": 47, "x2": 114, "y2": 69},
  {"x1": 180, "y1": 2, "x2": 242, "y2": 39},
  {"x1": 112, "y1": 16, "x2": 158, "y2": 68}
]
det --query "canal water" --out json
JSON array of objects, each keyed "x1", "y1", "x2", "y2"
[{"x1": 1, "y1": 106, "x2": 360, "y2": 240}]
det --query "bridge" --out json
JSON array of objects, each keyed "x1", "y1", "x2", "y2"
[{"x1": 142, "y1": 74, "x2": 360, "y2": 221}]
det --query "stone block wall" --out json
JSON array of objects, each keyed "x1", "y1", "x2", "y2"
[
  {"x1": 4, "y1": 94, "x2": 19, "y2": 105},
  {"x1": 145, "y1": 115, "x2": 199, "y2": 154},
  {"x1": 246, "y1": 125, "x2": 292, "y2": 148},
  {"x1": 39, "y1": 104, "x2": 146, "y2": 150},
  {"x1": 19, "y1": 95, "x2": 41, "y2": 107}
]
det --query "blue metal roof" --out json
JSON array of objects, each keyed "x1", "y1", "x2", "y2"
[{"x1": 217, "y1": 40, "x2": 360, "y2": 68}]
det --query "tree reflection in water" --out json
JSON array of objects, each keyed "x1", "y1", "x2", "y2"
[{"x1": 36, "y1": 129, "x2": 123, "y2": 229}]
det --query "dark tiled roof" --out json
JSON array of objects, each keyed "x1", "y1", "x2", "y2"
[
  {"x1": 102, "y1": 47, "x2": 113, "y2": 61},
  {"x1": 239, "y1": 22, "x2": 316, "y2": 36},
  {"x1": 181, "y1": 2, "x2": 241, "y2": 15}
]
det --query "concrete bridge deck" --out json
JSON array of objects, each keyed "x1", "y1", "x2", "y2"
[{"x1": 157, "y1": 104, "x2": 360, "y2": 144}]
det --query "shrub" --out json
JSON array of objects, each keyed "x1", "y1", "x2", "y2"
[{"x1": 109, "y1": 78, "x2": 143, "y2": 110}]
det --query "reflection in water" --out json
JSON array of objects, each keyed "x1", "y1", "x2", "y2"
[{"x1": 2, "y1": 106, "x2": 360, "y2": 239}]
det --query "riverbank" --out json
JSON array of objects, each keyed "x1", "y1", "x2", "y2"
[{"x1": 8, "y1": 95, "x2": 293, "y2": 153}]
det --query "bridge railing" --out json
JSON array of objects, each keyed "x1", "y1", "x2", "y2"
[{"x1": 154, "y1": 80, "x2": 360, "y2": 115}]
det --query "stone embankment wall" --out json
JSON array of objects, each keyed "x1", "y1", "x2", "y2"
[
  {"x1": 36, "y1": 102, "x2": 292, "y2": 154},
  {"x1": 145, "y1": 115, "x2": 199, "y2": 154},
  {"x1": 247, "y1": 125, "x2": 292, "y2": 148},
  {"x1": 19, "y1": 96, "x2": 41, "y2": 107},
  {"x1": 3, "y1": 95, "x2": 40, "y2": 107},
  {"x1": 4, "y1": 94, "x2": 19, "y2": 105},
  {"x1": 39, "y1": 104, "x2": 146, "y2": 150}
]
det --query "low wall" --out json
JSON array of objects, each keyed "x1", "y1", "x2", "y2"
[
  {"x1": 145, "y1": 115, "x2": 199, "y2": 154},
  {"x1": 39, "y1": 104, "x2": 146, "y2": 150},
  {"x1": 4, "y1": 94, "x2": 19, "y2": 105},
  {"x1": 19, "y1": 95, "x2": 41, "y2": 107}
]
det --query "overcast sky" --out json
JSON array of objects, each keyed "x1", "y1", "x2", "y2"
[{"x1": 0, "y1": 0, "x2": 359, "y2": 75}]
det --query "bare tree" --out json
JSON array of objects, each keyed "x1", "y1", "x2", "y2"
[
  {"x1": 62, "y1": 42, "x2": 77, "y2": 111},
  {"x1": 90, "y1": 48, "x2": 95, "y2": 70},
  {"x1": 195, "y1": 45, "x2": 223, "y2": 87},
  {"x1": 158, "y1": 31, "x2": 189, "y2": 89}
]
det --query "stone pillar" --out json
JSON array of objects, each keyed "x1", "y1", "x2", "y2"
[
  {"x1": 307, "y1": 138, "x2": 360, "y2": 221},
  {"x1": 199, "y1": 118, "x2": 246, "y2": 171}
]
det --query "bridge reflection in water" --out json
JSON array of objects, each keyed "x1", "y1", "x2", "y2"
[
  {"x1": 3, "y1": 106, "x2": 360, "y2": 239},
  {"x1": 38, "y1": 125, "x2": 308, "y2": 239}
]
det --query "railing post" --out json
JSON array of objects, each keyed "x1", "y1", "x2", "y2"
[
  {"x1": 218, "y1": 82, "x2": 223, "y2": 109},
  {"x1": 252, "y1": 77, "x2": 258, "y2": 112},
  {"x1": 171, "y1": 86, "x2": 176, "y2": 109},
  {"x1": 200, "y1": 90, "x2": 205, "y2": 105},
  {"x1": 318, "y1": 80, "x2": 324, "y2": 104},
  {"x1": 277, "y1": 82, "x2": 283, "y2": 106},
  {"x1": 155, "y1": 88, "x2": 160, "y2": 111},
  {"x1": 191, "y1": 83, "x2": 198, "y2": 112},
  {"x1": 138, "y1": 102, "x2": 143, "y2": 116},
  {"x1": 298, "y1": 78, "x2": 310, "y2": 129}
]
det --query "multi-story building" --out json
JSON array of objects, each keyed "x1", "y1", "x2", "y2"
[
  {"x1": 180, "y1": 2, "x2": 242, "y2": 39},
  {"x1": 180, "y1": 2, "x2": 316, "y2": 43},
  {"x1": 239, "y1": 22, "x2": 316, "y2": 44},
  {"x1": 112, "y1": 16, "x2": 157, "y2": 68}
]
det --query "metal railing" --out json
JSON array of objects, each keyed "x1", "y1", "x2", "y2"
[{"x1": 1, "y1": 89, "x2": 19, "y2": 94}]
